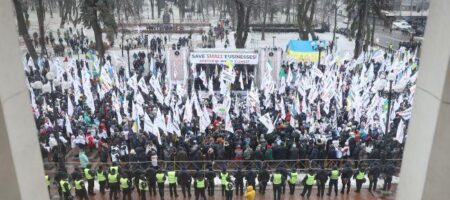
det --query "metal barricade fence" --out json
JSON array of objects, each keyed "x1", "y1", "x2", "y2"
[{"x1": 43, "y1": 159, "x2": 402, "y2": 175}]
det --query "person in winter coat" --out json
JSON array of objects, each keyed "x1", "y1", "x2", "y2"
[
  {"x1": 341, "y1": 163, "x2": 353, "y2": 194},
  {"x1": 178, "y1": 167, "x2": 192, "y2": 198},
  {"x1": 205, "y1": 167, "x2": 216, "y2": 196},
  {"x1": 234, "y1": 167, "x2": 245, "y2": 196},
  {"x1": 79, "y1": 149, "x2": 89, "y2": 168},
  {"x1": 368, "y1": 162, "x2": 381, "y2": 193},
  {"x1": 244, "y1": 185, "x2": 256, "y2": 200},
  {"x1": 316, "y1": 166, "x2": 328, "y2": 197},
  {"x1": 257, "y1": 166, "x2": 270, "y2": 194},
  {"x1": 245, "y1": 167, "x2": 257, "y2": 188}
]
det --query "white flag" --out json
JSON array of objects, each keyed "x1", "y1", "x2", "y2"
[
  {"x1": 225, "y1": 112, "x2": 234, "y2": 133},
  {"x1": 65, "y1": 114, "x2": 73, "y2": 134},
  {"x1": 144, "y1": 113, "x2": 154, "y2": 133},
  {"x1": 239, "y1": 72, "x2": 244, "y2": 90},
  {"x1": 395, "y1": 119, "x2": 405, "y2": 144},
  {"x1": 200, "y1": 105, "x2": 211, "y2": 132},
  {"x1": 138, "y1": 77, "x2": 149, "y2": 94},
  {"x1": 259, "y1": 113, "x2": 275, "y2": 133},
  {"x1": 280, "y1": 98, "x2": 286, "y2": 119},
  {"x1": 67, "y1": 96, "x2": 74, "y2": 116},
  {"x1": 155, "y1": 109, "x2": 167, "y2": 134},
  {"x1": 183, "y1": 98, "x2": 193, "y2": 122}
]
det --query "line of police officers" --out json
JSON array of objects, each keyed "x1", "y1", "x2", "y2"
[{"x1": 45, "y1": 161, "x2": 396, "y2": 200}]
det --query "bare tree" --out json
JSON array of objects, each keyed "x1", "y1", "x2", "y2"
[
  {"x1": 149, "y1": 0, "x2": 155, "y2": 19},
  {"x1": 36, "y1": 0, "x2": 47, "y2": 56},
  {"x1": 59, "y1": 0, "x2": 72, "y2": 28},
  {"x1": 178, "y1": 0, "x2": 185, "y2": 21},
  {"x1": 261, "y1": 0, "x2": 269, "y2": 40},
  {"x1": 13, "y1": 0, "x2": 38, "y2": 66},
  {"x1": 353, "y1": 0, "x2": 368, "y2": 58},
  {"x1": 234, "y1": 0, "x2": 252, "y2": 48},
  {"x1": 297, "y1": 0, "x2": 315, "y2": 40}
]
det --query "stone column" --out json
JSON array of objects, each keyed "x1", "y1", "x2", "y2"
[
  {"x1": 397, "y1": 0, "x2": 450, "y2": 199},
  {"x1": 0, "y1": 0, "x2": 49, "y2": 199}
]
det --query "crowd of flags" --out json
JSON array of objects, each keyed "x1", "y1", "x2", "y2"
[{"x1": 25, "y1": 46, "x2": 418, "y2": 145}]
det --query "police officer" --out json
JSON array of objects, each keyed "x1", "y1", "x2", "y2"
[
  {"x1": 341, "y1": 163, "x2": 353, "y2": 194},
  {"x1": 45, "y1": 174, "x2": 50, "y2": 194},
  {"x1": 74, "y1": 175, "x2": 88, "y2": 200},
  {"x1": 145, "y1": 167, "x2": 157, "y2": 196},
  {"x1": 301, "y1": 169, "x2": 315, "y2": 199},
  {"x1": 354, "y1": 167, "x2": 366, "y2": 193},
  {"x1": 83, "y1": 164, "x2": 96, "y2": 195},
  {"x1": 234, "y1": 167, "x2": 244, "y2": 196},
  {"x1": 133, "y1": 169, "x2": 143, "y2": 197},
  {"x1": 108, "y1": 168, "x2": 120, "y2": 200},
  {"x1": 167, "y1": 167, "x2": 179, "y2": 198},
  {"x1": 327, "y1": 166, "x2": 340, "y2": 196},
  {"x1": 59, "y1": 174, "x2": 72, "y2": 200},
  {"x1": 110, "y1": 162, "x2": 120, "y2": 174},
  {"x1": 120, "y1": 173, "x2": 132, "y2": 200},
  {"x1": 225, "y1": 176, "x2": 235, "y2": 200},
  {"x1": 383, "y1": 161, "x2": 396, "y2": 192},
  {"x1": 257, "y1": 166, "x2": 270, "y2": 195},
  {"x1": 280, "y1": 166, "x2": 288, "y2": 194},
  {"x1": 139, "y1": 175, "x2": 149, "y2": 200},
  {"x1": 179, "y1": 166, "x2": 192, "y2": 198},
  {"x1": 156, "y1": 168, "x2": 166, "y2": 200},
  {"x1": 54, "y1": 170, "x2": 64, "y2": 198},
  {"x1": 219, "y1": 168, "x2": 229, "y2": 196},
  {"x1": 194, "y1": 174, "x2": 207, "y2": 200},
  {"x1": 245, "y1": 167, "x2": 257, "y2": 188},
  {"x1": 205, "y1": 167, "x2": 215, "y2": 196},
  {"x1": 288, "y1": 168, "x2": 298, "y2": 195},
  {"x1": 97, "y1": 165, "x2": 108, "y2": 195},
  {"x1": 316, "y1": 166, "x2": 328, "y2": 197},
  {"x1": 368, "y1": 162, "x2": 381, "y2": 193},
  {"x1": 271, "y1": 168, "x2": 283, "y2": 200}
]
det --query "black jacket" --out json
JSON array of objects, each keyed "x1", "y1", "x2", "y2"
[
  {"x1": 206, "y1": 171, "x2": 215, "y2": 183},
  {"x1": 258, "y1": 170, "x2": 270, "y2": 183},
  {"x1": 178, "y1": 170, "x2": 192, "y2": 185},
  {"x1": 234, "y1": 170, "x2": 244, "y2": 183},
  {"x1": 341, "y1": 167, "x2": 353, "y2": 179},
  {"x1": 245, "y1": 171, "x2": 257, "y2": 184}
]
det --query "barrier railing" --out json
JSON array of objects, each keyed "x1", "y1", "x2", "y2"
[{"x1": 43, "y1": 159, "x2": 402, "y2": 175}]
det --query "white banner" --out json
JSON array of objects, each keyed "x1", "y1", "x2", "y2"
[{"x1": 189, "y1": 52, "x2": 259, "y2": 65}]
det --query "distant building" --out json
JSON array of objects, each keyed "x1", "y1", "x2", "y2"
[{"x1": 387, "y1": 0, "x2": 430, "y2": 11}]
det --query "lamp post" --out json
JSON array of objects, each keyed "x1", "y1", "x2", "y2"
[
  {"x1": 384, "y1": 71, "x2": 396, "y2": 135},
  {"x1": 272, "y1": 36, "x2": 276, "y2": 49},
  {"x1": 46, "y1": 72, "x2": 64, "y2": 170},
  {"x1": 121, "y1": 33, "x2": 125, "y2": 57},
  {"x1": 312, "y1": 41, "x2": 326, "y2": 67},
  {"x1": 126, "y1": 40, "x2": 131, "y2": 76}
]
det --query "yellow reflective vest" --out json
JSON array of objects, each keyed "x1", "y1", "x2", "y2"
[
  {"x1": 306, "y1": 175, "x2": 315, "y2": 186},
  {"x1": 97, "y1": 171, "x2": 106, "y2": 182},
  {"x1": 289, "y1": 172, "x2": 298, "y2": 184},
  {"x1": 108, "y1": 174, "x2": 118, "y2": 183},
  {"x1": 45, "y1": 175, "x2": 50, "y2": 186},
  {"x1": 273, "y1": 173, "x2": 282, "y2": 185},
  {"x1": 84, "y1": 168, "x2": 93, "y2": 180},
  {"x1": 220, "y1": 172, "x2": 229, "y2": 185},
  {"x1": 196, "y1": 179, "x2": 205, "y2": 188},
  {"x1": 330, "y1": 170, "x2": 339, "y2": 180},
  {"x1": 168, "y1": 171, "x2": 177, "y2": 184},
  {"x1": 74, "y1": 180, "x2": 84, "y2": 190},
  {"x1": 156, "y1": 173, "x2": 165, "y2": 183},
  {"x1": 120, "y1": 178, "x2": 129, "y2": 189},
  {"x1": 60, "y1": 180, "x2": 71, "y2": 193}
]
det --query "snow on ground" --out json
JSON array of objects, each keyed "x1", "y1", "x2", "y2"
[{"x1": 22, "y1": 0, "x2": 355, "y2": 57}]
